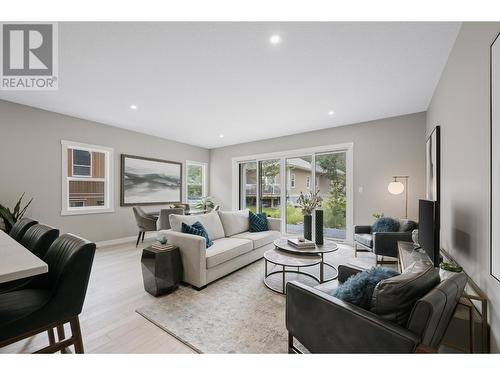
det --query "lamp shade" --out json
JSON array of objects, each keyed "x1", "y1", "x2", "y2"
[{"x1": 388, "y1": 181, "x2": 405, "y2": 195}]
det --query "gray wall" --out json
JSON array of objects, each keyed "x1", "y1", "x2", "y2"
[
  {"x1": 0, "y1": 100, "x2": 209, "y2": 242},
  {"x1": 426, "y1": 22, "x2": 500, "y2": 352},
  {"x1": 210, "y1": 112, "x2": 427, "y2": 226}
]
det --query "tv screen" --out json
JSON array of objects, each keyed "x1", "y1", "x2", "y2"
[{"x1": 418, "y1": 199, "x2": 440, "y2": 266}]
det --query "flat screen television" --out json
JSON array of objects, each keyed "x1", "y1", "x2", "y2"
[{"x1": 418, "y1": 199, "x2": 440, "y2": 266}]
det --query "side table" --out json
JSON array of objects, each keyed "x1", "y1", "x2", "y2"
[{"x1": 141, "y1": 246, "x2": 183, "y2": 296}]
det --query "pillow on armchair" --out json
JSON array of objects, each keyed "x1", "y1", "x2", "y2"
[{"x1": 372, "y1": 217, "x2": 400, "y2": 232}]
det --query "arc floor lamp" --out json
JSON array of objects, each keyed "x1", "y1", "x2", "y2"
[{"x1": 388, "y1": 175, "x2": 409, "y2": 218}]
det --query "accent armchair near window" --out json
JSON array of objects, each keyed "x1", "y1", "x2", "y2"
[
  {"x1": 132, "y1": 206, "x2": 158, "y2": 247},
  {"x1": 354, "y1": 219, "x2": 417, "y2": 264},
  {"x1": 285, "y1": 265, "x2": 467, "y2": 353}
]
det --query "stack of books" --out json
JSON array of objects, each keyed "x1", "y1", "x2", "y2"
[
  {"x1": 151, "y1": 242, "x2": 175, "y2": 251},
  {"x1": 287, "y1": 238, "x2": 316, "y2": 249}
]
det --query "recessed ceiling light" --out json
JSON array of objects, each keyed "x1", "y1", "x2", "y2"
[
  {"x1": 130, "y1": 104, "x2": 138, "y2": 110},
  {"x1": 269, "y1": 34, "x2": 281, "y2": 45},
  {"x1": 219, "y1": 134, "x2": 224, "y2": 138},
  {"x1": 328, "y1": 110, "x2": 335, "y2": 116}
]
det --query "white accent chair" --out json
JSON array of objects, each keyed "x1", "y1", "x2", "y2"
[{"x1": 165, "y1": 210, "x2": 281, "y2": 288}]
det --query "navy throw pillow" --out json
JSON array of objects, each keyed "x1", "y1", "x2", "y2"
[
  {"x1": 181, "y1": 221, "x2": 213, "y2": 248},
  {"x1": 372, "y1": 217, "x2": 400, "y2": 232},
  {"x1": 249, "y1": 211, "x2": 268, "y2": 232},
  {"x1": 333, "y1": 267, "x2": 399, "y2": 309}
]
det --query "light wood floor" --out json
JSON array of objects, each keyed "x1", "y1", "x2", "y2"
[{"x1": 0, "y1": 239, "x2": 195, "y2": 354}]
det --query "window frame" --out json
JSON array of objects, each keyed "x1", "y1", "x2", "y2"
[
  {"x1": 61, "y1": 140, "x2": 114, "y2": 216},
  {"x1": 185, "y1": 160, "x2": 208, "y2": 205},
  {"x1": 72, "y1": 148, "x2": 93, "y2": 177}
]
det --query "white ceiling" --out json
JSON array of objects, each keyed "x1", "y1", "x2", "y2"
[{"x1": 0, "y1": 22, "x2": 461, "y2": 149}]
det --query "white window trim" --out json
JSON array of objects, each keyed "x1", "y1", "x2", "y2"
[
  {"x1": 72, "y1": 148, "x2": 93, "y2": 178},
  {"x1": 61, "y1": 140, "x2": 114, "y2": 216},
  {"x1": 231, "y1": 143, "x2": 354, "y2": 243},
  {"x1": 186, "y1": 160, "x2": 208, "y2": 203}
]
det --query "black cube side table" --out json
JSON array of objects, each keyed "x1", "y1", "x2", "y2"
[{"x1": 141, "y1": 246, "x2": 183, "y2": 296}]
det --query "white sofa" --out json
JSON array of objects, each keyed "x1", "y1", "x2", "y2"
[{"x1": 165, "y1": 209, "x2": 281, "y2": 288}]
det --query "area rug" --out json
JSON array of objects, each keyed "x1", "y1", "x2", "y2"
[{"x1": 136, "y1": 244, "x2": 375, "y2": 353}]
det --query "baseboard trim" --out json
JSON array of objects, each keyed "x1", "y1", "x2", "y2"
[{"x1": 96, "y1": 232, "x2": 157, "y2": 249}]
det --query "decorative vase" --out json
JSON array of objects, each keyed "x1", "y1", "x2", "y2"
[
  {"x1": 315, "y1": 210, "x2": 324, "y2": 245},
  {"x1": 303, "y1": 214, "x2": 312, "y2": 241}
]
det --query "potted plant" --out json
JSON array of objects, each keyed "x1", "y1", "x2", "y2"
[
  {"x1": 297, "y1": 190, "x2": 322, "y2": 240},
  {"x1": 0, "y1": 193, "x2": 33, "y2": 233},
  {"x1": 195, "y1": 196, "x2": 215, "y2": 212}
]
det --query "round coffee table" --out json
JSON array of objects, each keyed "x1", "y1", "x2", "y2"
[
  {"x1": 263, "y1": 249, "x2": 322, "y2": 294},
  {"x1": 273, "y1": 238, "x2": 339, "y2": 283}
]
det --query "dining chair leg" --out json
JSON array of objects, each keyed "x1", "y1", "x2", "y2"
[
  {"x1": 136, "y1": 232, "x2": 142, "y2": 247},
  {"x1": 57, "y1": 324, "x2": 70, "y2": 353},
  {"x1": 47, "y1": 328, "x2": 56, "y2": 345},
  {"x1": 141, "y1": 231, "x2": 146, "y2": 243},
  {"x1": 69, "y1": 316, "x2": 84, "y2": 354}
]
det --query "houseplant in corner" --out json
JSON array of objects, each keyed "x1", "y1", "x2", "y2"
[
  {"x1": 195, "y1": 196, "x2": 215, "y2": 212},
  {"x1": 0, "y1": 193, "x2": 33, "y2": 233},
  {"x1": 297, "y1": 190, "x2": 322, "y2": 240}
]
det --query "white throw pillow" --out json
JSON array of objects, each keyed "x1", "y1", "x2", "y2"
[
  {"x1": 169, "y1": 211, "x2": 225, "y2": 240},
  {"x1": 218, "y1": 209, "x2": 250, "y2": 237}
]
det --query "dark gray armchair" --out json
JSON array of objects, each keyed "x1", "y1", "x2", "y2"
[
  {"x1": 354, "y1": 219, "x2": 417, "y2": 265},
  {"x1": 132, "y1": 206, "x2": 158, "y2": 247},
  {"x1": 286, "y1": 265, "x2": 467, "y2": 353}
]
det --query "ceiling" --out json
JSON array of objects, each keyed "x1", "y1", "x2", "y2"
[{"x1": 0, "y1": 22, "x2": 461, "y2": 149}]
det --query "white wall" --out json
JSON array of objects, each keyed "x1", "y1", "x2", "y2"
[
  {"x1": 210, "y1": 112, "x2": 427, "y2": 227},
  {"x1": 427, "y1": 22, "x2": 500, "y2": 352},
  {"x1": 0, "y1": 100, "x2": 209, "y2": 242}
]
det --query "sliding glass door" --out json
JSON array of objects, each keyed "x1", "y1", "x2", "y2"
[
  {"x1": 315, "y1": 152, "x2": 347, "y2": 240},
  {"x1": 259, "y1": 159, "x2": 281, "y2": 218},
  {"x1": 285, "y1": 156, "x2": 312, "y2": 235},
  {"x1": 237, "y1": 146, "x2": 351, "y2": 241}
]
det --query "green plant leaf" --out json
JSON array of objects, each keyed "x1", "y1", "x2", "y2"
[
  {"x1": 0, "y1": 205, "x2": 15, "y2": 227},
  {"x1": 17, "y1": 197, "x2": 33, "y2": 219},
  {"x1": 12, "y1": 192, "x2": 25, "y2": 218}
]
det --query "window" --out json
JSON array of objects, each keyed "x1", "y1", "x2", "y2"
[
  {"x1": 306, "y1": 176, "x2": 311, "y2": 189},
  {"x1": 61, "y1": 140, "x2": 114, "y2": 215},
  {"x1": 186, "y1": 161, "x2": 207, "y2": 205},
  {"x1": 290, "y1": 173, "x2": 296, "y2": 188},
  {"x1": 259, "y1": 159, "x2": 281, "y2": 217}
]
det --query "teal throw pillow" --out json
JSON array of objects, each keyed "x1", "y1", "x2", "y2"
[
  {"x1": 333, "y1": 267, "x2": 399, "y2": 309},
  {"x1": 249, "y1": 211, "x2": 268, "y2": 232},
  {"x1": 372, "y1": 217, "x2": 400, "y2": 232},
  {"x1": 181, "y1": 221, "x2": 213, "y2": 248}
]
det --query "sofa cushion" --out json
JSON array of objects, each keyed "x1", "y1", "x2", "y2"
[
  {"x1": 231, "y1": 230, "x2": 280, "y2": 249},
  {"x1": 205, "y1": 237, "x2": 254, "y2": 269},
  {"x1": 333, "y1": 267, "x2": 399, "y2": 309},
  {"x1": 181, "y1": 221, "x2": 213, "y2": 248},
  {"x1": 170, "y1": 212, "x2": 225, "y2": 240},
  {"x1": 249, "y1": 211, "x2": 268, "y2": 232},
  {"x1": 370, "y1": 261, "x2": 440, "y2": 326},
  {"x1": 372, "y1": 217, "x2": 400, "y2": 232},
  {"x1": 398, "y1": 219, "x2": 418, "y2": 232},
  {"x1": 354, "y1": 233, "x2": 373, "y2": 248},
  {"x1": 218, "y1": 209, "x2": 250, "y2": 237},
  {"x1": 314, "y1": 280, "x2": 339, "y2": 295}
]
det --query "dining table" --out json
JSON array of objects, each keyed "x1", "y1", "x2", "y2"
[{"x1": 0, "y1": 229, "x2": 48, "y2": 284}]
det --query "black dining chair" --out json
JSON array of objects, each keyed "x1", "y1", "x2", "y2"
[
  {"x1": 0, "y1": 224, "x2": 60, "y2": 294},
  {"x1": 9, "y1": 217, "x2": 38, "y2": 242},
  {"x1": 0, "y1": 233, "x2": 96, "y2": 354}
]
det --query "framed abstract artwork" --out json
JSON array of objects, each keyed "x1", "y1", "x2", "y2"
[
  {"x1": 426, "y1": 125, "x2": 440, "y2": 203},
  {"x1": 120, "y1": 154, "x2": 182, "y2": 206},
  {"x1": 491, "y1": 32, "x2": 500, "y2": 282}
]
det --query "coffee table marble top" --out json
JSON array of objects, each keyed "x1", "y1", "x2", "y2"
[
  {"x1": 273, "y1": 238, "x2": 339, "y2": 255},
  {"x1": 264, "y1": 249, "x2": 321, "y2": 268}
]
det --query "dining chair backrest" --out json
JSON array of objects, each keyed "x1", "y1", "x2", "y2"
[
  {"x1": 158, "y1": 208, "x2": 184, "y2": 230},
  {"x1": 9, "y1": 217, "x2": 38, "y2": 242},
  {"x1": 20, "y1": 224, "x2": 60, "y2": 259}
]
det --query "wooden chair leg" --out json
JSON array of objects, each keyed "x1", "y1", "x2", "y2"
[
  {"x1": 57, "y1": 324, "x2": 70, "y2": 354},
  {"x1": 47, "y1": 328, "x2": 56, "y2": 345},
  {"x1": 69, "y1": 316, "x2": 84, "y2": 354},
  {"x1": 136, "y1": 232, "x2": 142, "y2": 247}
]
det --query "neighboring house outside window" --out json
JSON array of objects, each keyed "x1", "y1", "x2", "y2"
[
  {"x1": 290, "y1": 173, "x2": 296, "y2": 188},
  {"x1": 61, "y1": 140, "x2": 114, "y2": 215},
  {"x1": 306, "y1": 176, "x2": 310, "y2": 189}
]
